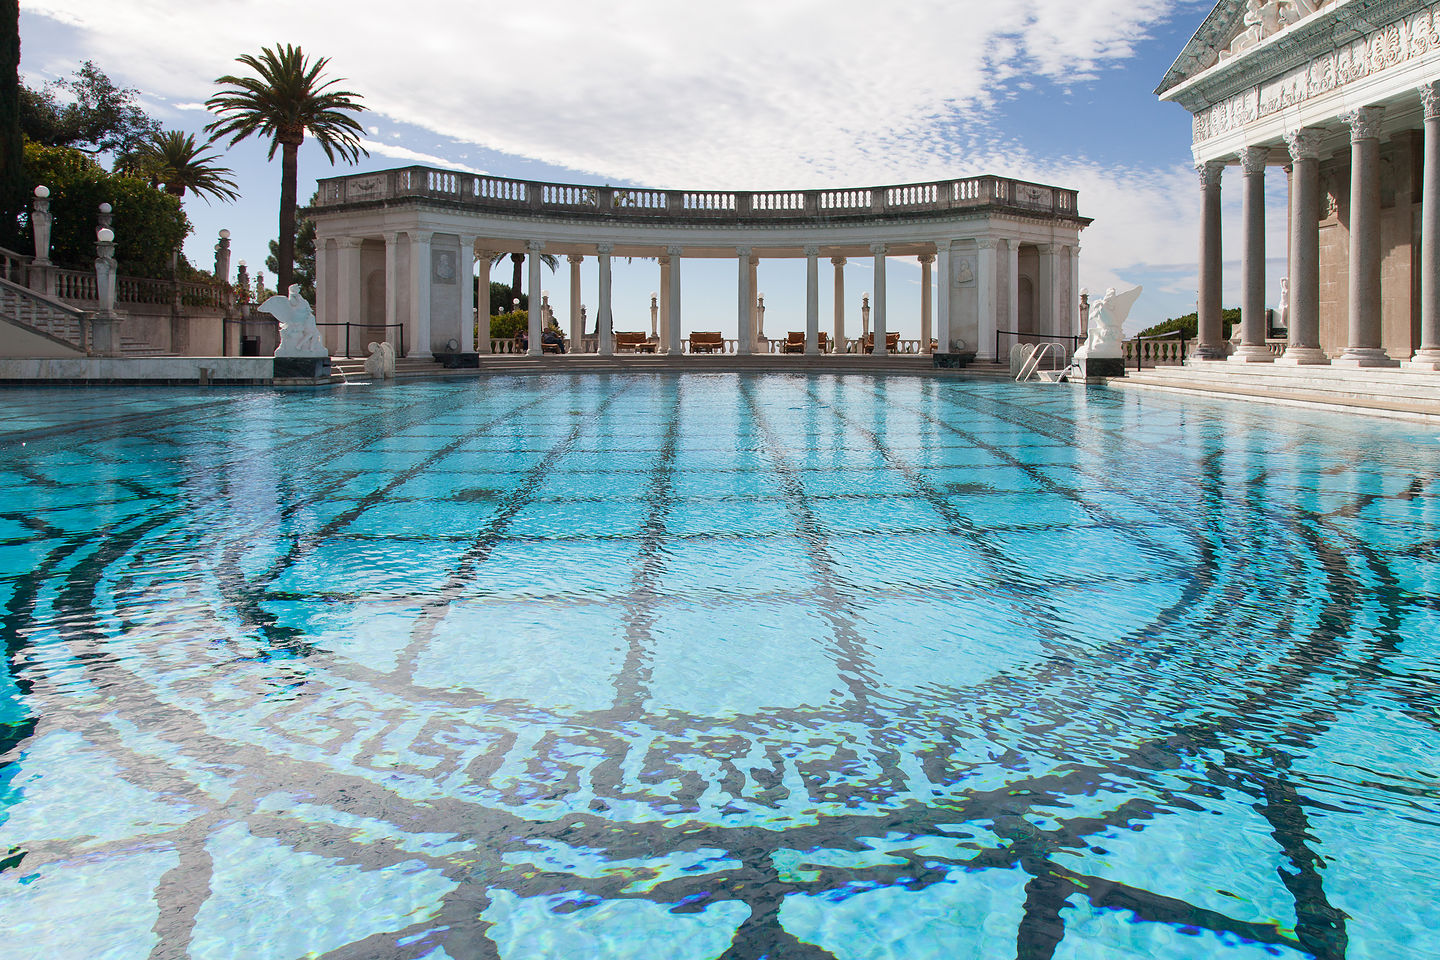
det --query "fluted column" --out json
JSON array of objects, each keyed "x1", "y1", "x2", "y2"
[
  {"x1": 335, "y1": 237, "x2": 362, "y2": 356},
  {"x1": 934, "y1": 241, "x2": 952, "y2": 354},
  {"x1": 459, "y1": 236, "x2": 477, "y2": 353},
  {"x1": 1036, "y1": 243, "x2": 1060, "y2": 337},
  {"x1": 526, "y1": 240, "x2": 545, "y2": 356},
  {"x1": 1279, "y1": 128, "x2": 1327, "y2": 364},
  {"x1": 1196, "y1": 161, "x2": 1227, "y2": 359},
  {"x1": 1334, "y1": 107, "x2": 1398, "y2": 366},
  {"x1": 1068, "y1": 245, "x2": 1081, "y2": 339},
  {"x1": 597, "y1": 243, "x2": 614, "y2": 356},
  {"x1": 1006, "y1": 239, "x2": 1019, "y2": 346},
  {"x1": 977, "y1": 239, "x2": 997, "y2": 359},
  {"x1": 666, "y1": 246, "x2": 683, "y2": 355},
  {"x1": 475, "y1": 248, "x2": 493, "y2": 354},
  {"x1": 871, "y1": 243, "x2": 888, "y2": 355},
  {"x1": 383, "y1": 231, "x2": 401, "y2": 353},
  {"x1": 658, "y1": 256, "x2": 672, "y2": 352},
  {"x1": 736, "y1": 247, "x2": 753, "y2": 355},
  {"x1": 832, "y1": 257, "x2": 846, "y2": 352},
  {"x1": 1408, "y1": 85, "x2": 1440, "y2": 370},
  {"x1": 409, "y1": 231, "x2": 433, "y2": 359},
  {"x1": 800, "y1": 245, "x2": 819, "y2": 355},
  {"x1": 567, "y1": 254, "x2": 583, "y2": 352},
  {"x1": 1232, "y1": 146, "x2": 1274, "y2": 363},
  {"x1": 749, "y1": 255, "x2": 760, "y2": 350},
  {"x1": 918, "y1": 253, "x2": 934, "y2": 354}
]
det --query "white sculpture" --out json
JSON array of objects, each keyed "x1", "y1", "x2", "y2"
[
  {"x1": 260, "y1": 285, "x2": 328, "y2": 358},
  {"x1": 1277, "y1": 277, "x2": 1290, "y2": 331},
  {"x1": 365, "y1": 340, "x2": 396, "y2": 379},
  {"x1": 1074, "y1": 285, "x2": 1143, "y2": 361}
]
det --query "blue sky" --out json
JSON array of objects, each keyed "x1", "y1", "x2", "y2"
[{"x1": 18, "y1": 0, "x2": 1276, "y2": 338}]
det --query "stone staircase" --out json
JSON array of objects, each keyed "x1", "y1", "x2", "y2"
[
  {"x1": 0, "y1": 277, "x2": 167, "y2": 356},
  {"x1": 1114, "y1": 362, "x2": 1440, "y2": 421}
]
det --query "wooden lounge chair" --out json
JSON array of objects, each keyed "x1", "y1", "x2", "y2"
[
  {"x1": 781, "y1": 331, "x2": 805, "y2": 353},
  {"x1": 689, "y1": 331, "x2": 725, "y2": 353},
  {"x1": 863, "y1": 332, "x2": 901, "y2": 354},
  {"x1": 616, "y1": 331, "x2": 655, "y2": 353}
]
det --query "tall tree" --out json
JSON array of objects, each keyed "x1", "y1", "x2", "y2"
[
  {"x1": 20, "y1": 61, "x2": 160, "y2": 157},
  {"x1": 1, "y1": 0, "x2": 22, "y2": 248},
  {"x1": 267, "y1": 211, "x2": 315, "y2": 304},
  {"x1": 205, "y1": 44, "x2": 365, "y2": 295},
  {"x1": 119, "y1": 130, "x2": 238, "y2": 202}
]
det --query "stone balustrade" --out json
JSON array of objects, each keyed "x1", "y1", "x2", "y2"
[{"x1": 314, "y1": 167, "x2": 1082, "y2": 225}]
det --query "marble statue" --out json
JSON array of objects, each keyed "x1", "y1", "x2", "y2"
[
  {"x1": 365, "y1": 341, "x2": 396, "y2": 379},
  {"x1": 1277, "y1": 277, "x2": 1290, "y2": 332},
  {"x1": 1074, "y1": 285, "x2": 1143, "y2": 361},
  {"x1": 260, "y1": 286, "x2": 328, "y2": 358},
  {"x1": 1221, "y1": 0, "x2": 1322, "y2": 60}
]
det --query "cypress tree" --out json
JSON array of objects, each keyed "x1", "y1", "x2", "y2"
[{"x1": 0, "y1": 0, "x2": 21, "y2": 249}]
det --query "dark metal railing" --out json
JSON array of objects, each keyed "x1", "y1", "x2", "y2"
[
  {"x1": 1125, "y1": 332, "x2": 1190, "y2": 371},
  {"x1": 314, "y1": 321, "x2": 406, "y2": 358}
]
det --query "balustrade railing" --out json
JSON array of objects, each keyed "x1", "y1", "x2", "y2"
[
  {"x1": 1, "y1": 245, "x2": 29, "y2": 283},
  {"x1": 316, "y1": 167, "x2": 1084, "y2": 223},
  {"x1": 1124, "y1": 334, "x2": 1189, "y2": 370}
]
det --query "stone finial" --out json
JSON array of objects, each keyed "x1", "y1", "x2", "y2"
[
  {"x1": 97, "y1": 201, "x2": 113, "y2": 233},
  {"x1": 1239, "y1": 145, "x2": 1269, "y2": 174},
  {"x1": 1196, "y1": 161, "x2": 1225, "y2": 190},
  {"x1": 1344, "y1": 106, "x2": 1384, "y2": 141},
  {"x1": 1284, "y1": 127, "x2": 1325, "y2": 161}
]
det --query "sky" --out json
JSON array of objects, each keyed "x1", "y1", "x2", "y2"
[{"x1": 14, "y1": 0, "x2": 1278, "y2": 339}]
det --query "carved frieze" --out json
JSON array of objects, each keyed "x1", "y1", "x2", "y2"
[{"x1": 1194, "y1": 3, "x2": 1440, "y2": 144}]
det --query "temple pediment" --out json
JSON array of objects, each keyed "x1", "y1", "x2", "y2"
[{"x1": 1157, "y1": 0, "x2": 1338, "y2": 96}]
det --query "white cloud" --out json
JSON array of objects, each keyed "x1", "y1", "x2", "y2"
[{"x1": 357, "y1": 139, "x2": 483, "y2": 173}]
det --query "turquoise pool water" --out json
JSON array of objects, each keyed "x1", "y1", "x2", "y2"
[{"x1": 0, "y1": 373, "x2": 1437, "y2": 960}]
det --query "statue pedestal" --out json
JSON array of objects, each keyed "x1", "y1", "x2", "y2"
[
  {"x1": 1078, "y1": 356, "x2": 1125, "y2": 379},
  {"x1": 274, "y1": 356, "x2": 332, "y2": 379},
  {"x1": 87, "y1": 311, "x2": 122, "y2": 357}
]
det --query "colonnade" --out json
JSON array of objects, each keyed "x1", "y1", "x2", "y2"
[{"x1": 1195, "y1": 81, "x2": 1440, "y2": 369}]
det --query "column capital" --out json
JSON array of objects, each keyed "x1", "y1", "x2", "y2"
[
  {"x1": 916, "y1": 253, "x2": 935, "y2": 264},
  {"x1": 869, "y1": 242, "x2": 888, "y2": 256},
  {"x1": 658, "y1": 255, "x2": 670, "y2": 266},
  {"x1": 1284, "y1": 127, "x2": 1326, "y2": 161},
  {"x1": 526, "y1": 239, "x2": 546, "y2": 253},
  {"x1": 803, "y1": 244, "x2": 821, "y2": 257},
  {"x1": 459, "y1": 234, "x2": 479, "y2": 247},
  {"x1": 1035, "y1": 242, "x2": 1056, "y2": 254},
  {"x1": 830, "y1": 256, "x2": 847, "y2": 267},
  {"x1": 411, "y1": 230, "x2": 433, "y2": 245},
  {"x1": 666, "y1": 245, "x2": 684, "y2": 257},
  {"x1": 1197, "y1": 160, "x2": 1225, "y2": 190},
  {"x1": 933, "y1": 239, "x2": 952, "y2": 253},
  {"x1": 337, "y1": 237, "x2": 364, "y2": 249},
  {"x1": 383, "y1": 230, "x2": 400, "y2": 244},
  {"x1": 1238, "y1": 145, "x2": 1269, "y2": 175},
  {"x1": 976, "y1": 239, "x2": 998, "y2": 250},
  {"x1": 1344, "y1": 106, "x2": 1384, "y2": 141},
  {"x1": 596, "y1": 242, "x2": 614, "y2": 255},
  {"x1": 735, "y1": 246, "x2": 752, "y2": 257},
  {"x1": 567, "y1": 253, "x2": 585, "y2": 265},
  {"x1": 1422, "y1": 81, "x2": 1440, "y2": 121}
]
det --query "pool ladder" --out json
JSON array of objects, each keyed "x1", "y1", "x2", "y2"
[{"x1": 1015, "y1": 343, "x2": 1074, "y2": 383}]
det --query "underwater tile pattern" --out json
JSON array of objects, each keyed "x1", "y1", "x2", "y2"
[{"x1": 1, "y1": 373, "x2": 1439, "y2": 959}]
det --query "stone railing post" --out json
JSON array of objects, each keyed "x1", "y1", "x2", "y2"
[
  {"x1": 28, "y1": 185, "x2": 56, "y2": 296},
  {"x1": 91, "y1": 228, "x2": 121, "y2": 356}
]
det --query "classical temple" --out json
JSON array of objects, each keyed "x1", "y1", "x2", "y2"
[
  {"x1": 307, "y1": 170, "x2": 1088, "y2": 361},
  {"x1": 1158, "y1": 0, "x2": 1440, "y2": 369}
]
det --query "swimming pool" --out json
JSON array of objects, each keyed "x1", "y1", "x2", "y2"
[{"x1": 0, "y1": 373, "x2": 1436, "y2": 959}]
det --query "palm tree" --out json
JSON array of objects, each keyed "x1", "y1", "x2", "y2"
[
  {"x1": 493, "y1": 251, "x2": 558, "y2": 307},
  {"x1": 205, "y1": 43, "x2": 366, "y2": 296},
  {"x1": 121, "y1": 130, "x2": 239, "y2": 202}
]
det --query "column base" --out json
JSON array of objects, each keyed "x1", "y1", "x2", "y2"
[
  {"x1": 1274, "y1": 347, "x2": 1330, "y2": 365},
  {"x1": 1191, "y1": 343, "x2": 1230, "y2": 361},
  {"x1": 1228, "y1": 345, "x2": 1275, "y2": 363},
  {"x1": 1332, "y1": 348, "x2": 1401, "y2": 368},
  {"x1": 1401, "y1": 349, "x2": 1440, "y2": 371}
]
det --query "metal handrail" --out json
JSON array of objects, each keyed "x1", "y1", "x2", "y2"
[
  {"x1": 314, "y1": 321, "x2": 406, "y2": 358},
  {"x1": 1126, "y1": 331, "x2": 1190, "y2": 371}
]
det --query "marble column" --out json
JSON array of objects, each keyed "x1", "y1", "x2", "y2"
[
  {"x1": 805, "y1": 245, "x2": 820, "y2": 356},
  {"x1": 1408, "y1": 84, "x2": 1440, "y2": 370},
  {"x1": 935, "y1": 241, "x2": 952, "y2": 354},
  {"x1": 409, "y1": 231, "x2": 433, "y2": 359},
  {"x1": 832, "y1": 257, "x2": 846, "y2": 352},
  {"x1": 666, "y1": 246, "x2": 684, "y2": 355},
  {"x1": 737, "y1": 247, "x2": 753, "y2": 355},
  {"x1": 1196, "y1": 161, "x2": 1228, "y2": 359},
  {"x1": 1279, "y1": 128, "x2": 1328, "y2": 364},
  {"x1": 658, "y1": 256, "x2": 672, "y2": 352},
  {"x1": 1068, "y1": 245, "x2": 1081, "y2": 339},
  {"x1": 977, "y1": 239, "x2": 997, "y2": 359},
  {"x1": 1006, "y1": 239, "x2": 1020, "y2": 343},
  {"x1": 568, "y1": 254, "x2": 584, "y2": 352},
  {"x1": 596, "y1": 243, "x2": 614, "y2": 356},
  {"x1": 871, "y1": 243, "x2": 888, "y2": 355},
  {"x1": 1337, "y1": 106, "x2": 1398, "y2": 366},
  {"x1": 526, "y1": 240, "x2": 544, "y2": 356},
  {"x1": 1036, "y1": 243, "x2": 1059, "y2": 338},
  {"x1": 918, "y1": 253, "x2": 934, "y2": 354},
  {"x1": 336, "y1": 237, "x2": 362, "y2": 356},
  {"x1": 383, "y1": 232, "x2": 401, "y2": 353},
  {"x1": 1232, "y1": 146, "x2": 1274, "y2": 362},
  {"x1": 459, "y1": 236, "x2": 477, "y2": 353},
  {"x1": 749, "y1": 255, "x2": 760, "y2": 350}
]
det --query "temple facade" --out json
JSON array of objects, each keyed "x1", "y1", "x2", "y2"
[
  {"x1": 1159, "y1": 0, "x2": 1440, "y2": 368},
  {"x1": 307, "y1": 169, "x2": 1088, "y2": 360}
]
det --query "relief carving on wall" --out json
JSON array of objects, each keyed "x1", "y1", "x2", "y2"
[
  {"x1": 1195, "y1": 3, "x2": 1440, "y2": 144},
  {"x1": 432, "y1": 250, "x2": 457, "y2": 285}
]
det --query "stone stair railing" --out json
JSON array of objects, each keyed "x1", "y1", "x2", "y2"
[{"x1": 0, "y1": 275, "x2": 86, "y2": 348}]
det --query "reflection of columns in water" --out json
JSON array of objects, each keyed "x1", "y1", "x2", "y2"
[
  {"x1": 1337, "y1": 106, "x2": 1399, "y2": 367},
  {"x1": 1409, "y1": 83, "x2": 1440, "y2": 370},
  {"x1": 805, "y1": 245, "x2": 820, "y2": 356},
  {"x1": 871, "y1": 243, "x2": 888, "y2": 355},
  {"x1": 918, "y1": 253, "x2": 934, "y2": 354},
  {"x1": 1279, "y1": 128, "x2": 1327, "y2": 364},
  {"x1": 831, "y1": 257, "x2": 847, "y2": 351},
  {"x1": 666, "y1": 247, "x2": 684, "y2": 356},
  {"x1": 1232, "y1": 146, "x2": 1274, "y2": 363},
  {"x1": 1196, "y1": 161, "x2": 1227, "y2": 359},
  {"x1": 567, "y1": 254, "x2": 584, "y2": 351},
  {"x1": 596, "y1": 243, "x2": 614, "y2": 356}
]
